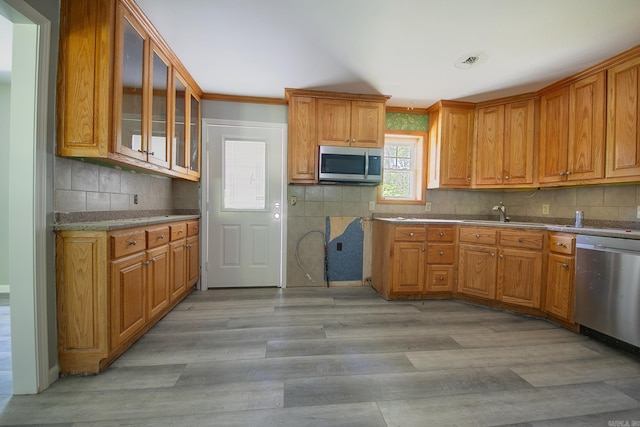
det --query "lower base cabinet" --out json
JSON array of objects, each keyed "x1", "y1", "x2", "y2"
[
  {"x1": 56, "y1": 218, "x2": 200, "y2": 375},
  {"x1": 372, "y1": 221, "x2": 576, "y2": 331}
]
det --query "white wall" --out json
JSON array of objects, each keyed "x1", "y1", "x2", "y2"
[{"x1": 0, "y1": 82, "x2": 9, "y2": 292}]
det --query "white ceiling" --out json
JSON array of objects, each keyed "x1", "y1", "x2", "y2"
[{"x1": 136, "y1": 0, "x2": 640, "y2": 108}]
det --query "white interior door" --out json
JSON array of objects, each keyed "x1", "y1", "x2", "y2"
[{"x1": 203, "y1": 120, "x2": 286, "y2": 288}]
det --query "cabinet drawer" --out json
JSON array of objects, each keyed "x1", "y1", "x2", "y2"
[
  {"x1": 426, "y1": 265, "x2": 453, "y2": 292},
  {"x1": 500, "y1": 230, "x2": 544, "y2": 250},
  {"x1": 459, "y1": 227, "x2": 497, "y2": 245},
  {"x1": 111, "y1": 230, "x2": 146, "y2": 259},
  {"x1": 170, "y1": 223, "x2": 187, "y2": 241},
  {"x1": 146, "y1": 226, "x2": 170, "y2": 249},
  {"x1": 187, "y1": 221, "x2": 200, "y2": 236},
  {"x1": 394, "y1": 226, "x2": 426, "y2": 241},
  {"x1": 549, "y1": 233, "x2": 575, "y2": 255},
  {"x1": 427, "y1": 226, "x2": 455, "y2": 242},
  {"x1": 427, "y1": 244, "x2": 455, "y2": 264}
]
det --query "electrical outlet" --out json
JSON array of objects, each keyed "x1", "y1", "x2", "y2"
[
  {"x1": 290, "y1": 196, "x2": 297, "y2": 206},
  {"x1": 425, "y1": 202, "x2": 432, "y2": 212},
  {"x1": 542, "y1": 204, "x2": 549, "y2": 215},
  {"x1": 369, "y1": 201, "x2": 376, "y2": 211}
]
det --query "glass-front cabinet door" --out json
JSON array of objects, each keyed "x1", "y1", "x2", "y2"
[
  {"x1": 189, "y1": 93, "x2": 201, "y2": 177},
  {"x1": 115, "y1": 5, "x2": 147, "y2": 161},
  {"x1": 172, "y1": 72, "x2": 188, "y2": 174},
  {"x1": 148, "y1": 44, "x2": 170, "y2": 168}
]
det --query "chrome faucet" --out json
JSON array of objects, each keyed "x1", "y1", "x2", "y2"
[{"x1": 492, "y1": 202, "x2": 510, "y2": 222}]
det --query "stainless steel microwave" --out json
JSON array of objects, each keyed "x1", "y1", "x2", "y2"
[{"x1": 318, "y1": 145, "x2": 383, "y2": 185}]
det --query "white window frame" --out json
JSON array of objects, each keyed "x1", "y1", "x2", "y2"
[{"x1": 378, "y1": 131, "x2": 426, "y2": 204}]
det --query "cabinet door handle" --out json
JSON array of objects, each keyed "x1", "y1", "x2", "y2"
[
  {"x1": 562, "y1": 263, "x2": 569, "y2": 268},
  {"x1": 129, "y1": 240, "x2": 137, "y2": 246},
  {"x1": 148, "y1": 151, "x2": 155, "y2": 156}
]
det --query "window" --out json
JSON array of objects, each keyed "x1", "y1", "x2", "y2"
[{"x1": 379, "y1": 131, "x2": 426, "y2": 203}]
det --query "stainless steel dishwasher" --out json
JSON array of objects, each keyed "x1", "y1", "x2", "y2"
[{"x1": 575, "y1": 234, "x2": 640, "y2": 348}]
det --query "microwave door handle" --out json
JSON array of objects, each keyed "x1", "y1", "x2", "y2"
[{"x1": 364, "y1": 151, "x2": 369, "y2": 179}]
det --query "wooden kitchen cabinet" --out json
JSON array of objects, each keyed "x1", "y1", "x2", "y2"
[
  {"x1": 317, "y1": 99, "x2": 385, "y2": 147},
  {"x1": 496, "y1": 230, "x2": 544, "y2": 308},
  {"x1": 538, "y1": 71, "x2": 605, "y2": 185},
  {"x1": 55, "y1": 218, "x2": 198, "y2": 374},
  {"x1": 545, "y1": 233, "x2": 576, "y2": 323},
  {"x1": 427, "y1": 101, "x2": 475, "y2": 188},
  {"x1": 286, "y1": 95, "x2": 317, "y2": 183},
  {"x1": 606, "y1": 54, "x2": 640, "y2": 179},
  {"x1": 110, "y1": 250, "x2": 146, "y2": 349},
  {"x1": 475, "y1": 97, "x2": 535, "y2": 187},
  {"x1": 457, "y1": 227, "x2": 497, "y2": 299},
  {"x1": 285, "y1": 88, "x2": 390, "y2": 184},
  {"x1": 425, "y1": 226, "x2": 456, "y2": 292},
  {"x1": 392, "y1": 241, "x2": 426, "y2": 293},
  {"x1": 56, "y1": 0, "x2": 202, "y2": 181}
]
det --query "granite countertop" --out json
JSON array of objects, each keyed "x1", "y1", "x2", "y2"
[
  {"x1": 373, "y1": 217, "x2": 640, "y2": 240},
  {"x1": 52, "y1": 214, "x2": 201, "y2": 232}
]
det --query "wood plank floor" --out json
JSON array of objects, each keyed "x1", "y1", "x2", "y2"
[{"x1": 1, "y1": 286, "x2": 640, "y2": 426}]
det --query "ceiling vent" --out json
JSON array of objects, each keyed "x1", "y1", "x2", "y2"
[{"x1": 454, "y1": 52, "x2": 487, "y2": 69}]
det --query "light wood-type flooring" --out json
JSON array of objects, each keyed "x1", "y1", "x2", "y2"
[{"x1": 1, "y1": 286, "x2": 640, "y2": 426}]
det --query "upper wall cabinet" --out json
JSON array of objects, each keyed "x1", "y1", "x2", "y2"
[
  {"x1": 538, "y1": 71, "x2": 605, "y2": 186},
  {"x1": 285, "y1": 88, "x2": 390, "y2": 184},
  {"x1": 317, "y1": 99, "x2": 385, "y2": 147},
  {"x1": 475, "y1": 97, "x2": 536, "y2": 187},
  {"x1": 57, "y1": 0, "x2": 202, "y2": 181},
  {"x1": 606, "y1": 55, "x2": 640, "y2": 180},
  {"x1": 427, "y1": 101, "x2": 475, "y2": 188}
]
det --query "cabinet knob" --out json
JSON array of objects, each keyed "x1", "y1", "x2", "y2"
[
  {"x1": 129, "y1": 240, "x2": 137, "y2": 246},
  {"x1": 518, "y1": 238, "x2": 524, "y2": 243},
  {"x1": 148, "y1": 151, "x2": 155, "y2": 156},
  {"x1": 158, "y1": 235, "x2": 165, "y2": 240},
  {"x1": 439, "y1": 276, "x2": 444, "y2": 281},
  {"x1": 566, "y1": 171, "x2": 571, "y2": 175},
  {"x1": 421, "y1": 248, "x2": 425, "y2": 252},
  {"x1": 352, "y1": 138, "x2": 356, "y2": 142},
  {"x1": 562, "y1": 263, "x2": 569, "y2": 268},
  {"x1": 475, "y1": 234, "x2": 480, "y2": 238},
  {"x1": 497, "y1": 176, "x2": 501, "y2": 180},
  {"x1": 499, "y1": 254, "x2": 503, "y2": 259},
  {"x1": 467, "y1": 177, "x2": 471, "y2": 181},
  {"x1": 409, "y1": 232, "x2": 414, "y2": 237},
  {"x1": 505, "y1": 176, "x2": 510, "y2": 180},
  {"x1": 556, "y1": 242, "x2": 563, "y2": 246},
  {"x1": 345, "y1": 138, "x2": 350, "y2": 142},
  {"x1": 491, "y1": 252, "x2": 495, "y2": 257},
  {"x1": 186, "y1": 244, "x2": 192, "y2": 249},
  {"x1": 439, "y1": 232, "x2": 445, "y2": 237},
  {"x1": 439, "y1": 251, "x2": 444, "y2": 256},
  {"x1": 143, "y1": 260, "x2": 151, "y2": 266},
  {"x1": 559, "y1": 172, "x2": 565, "y2": 176}
]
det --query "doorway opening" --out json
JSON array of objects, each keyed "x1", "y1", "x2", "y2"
[{"x1": 1, "y1": 0, "x2": 52, "y2": 394}]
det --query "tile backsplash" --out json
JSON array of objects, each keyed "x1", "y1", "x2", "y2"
[{"x1": 54, "y1": 157, "x2": 199, "y2": 213}]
